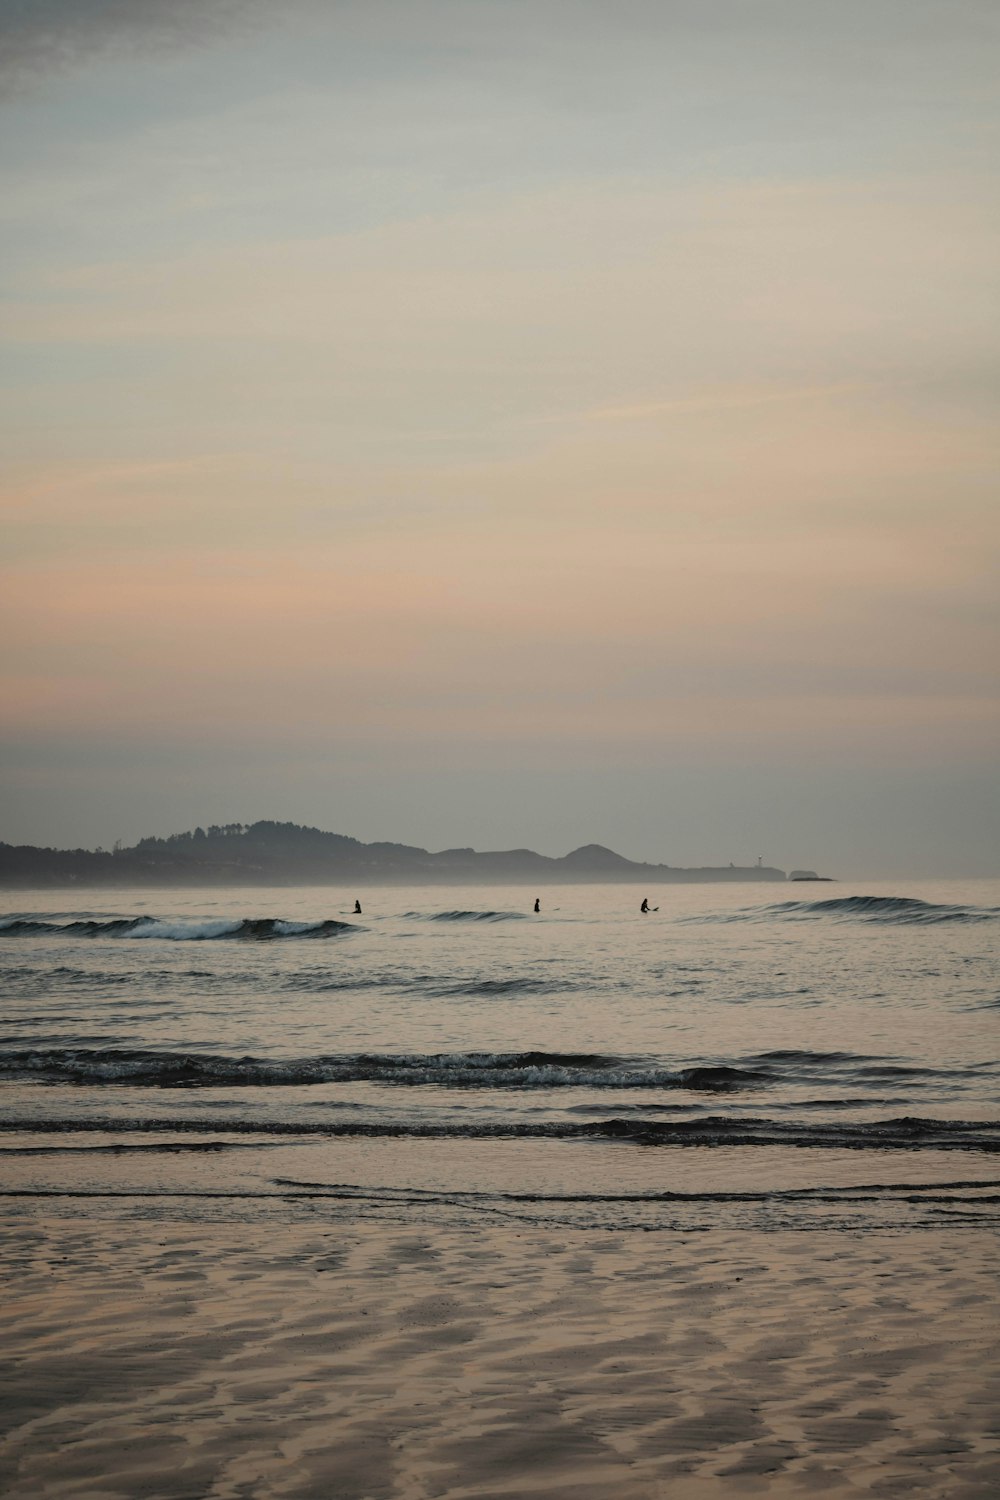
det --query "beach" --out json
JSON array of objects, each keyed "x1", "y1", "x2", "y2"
[
  {"x1": 2, "y1": 1214, "x2": 997, "y2": 1499},
  {"x1": 2, "y1": 880, "x2": 997, "y2": 1494}
]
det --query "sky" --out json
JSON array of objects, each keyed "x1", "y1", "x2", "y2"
[{"x1": 1, "y1": 0, "x2": 998, "y2": 877}]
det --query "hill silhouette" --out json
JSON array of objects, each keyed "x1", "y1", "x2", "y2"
[{"x1": 0, "y1": 820, "x2": 788, "y2": 887}]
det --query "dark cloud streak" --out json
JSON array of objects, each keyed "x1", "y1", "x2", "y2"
[{"x1": 0, "y1": 0, "x2": 262, "y2": 95}]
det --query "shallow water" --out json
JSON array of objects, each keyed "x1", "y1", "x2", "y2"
[{"x1": 1, "y1": 879, "x2": 997, "y2": 1231}]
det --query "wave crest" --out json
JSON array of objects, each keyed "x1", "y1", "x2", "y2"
[
  {"x1": 702, "y1": 895, "x2": 999, "y2": 926},
  {"x1": 0, "y1": 916, "x2": 357, "y2": 941},
  {"x1": 3, "y1": 1112, "x2": 997, "y2": 1155},
  {"x1": 403, "y1": 909, "x2": 529, "y2": 923},
  {"x1": 0, "y1": 1046, "x2": 771, "y2": 1091}
]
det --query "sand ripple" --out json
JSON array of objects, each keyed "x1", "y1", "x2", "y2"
[{"x1": 1, "y1": 1219, "x2": 998, "y2": 1498}]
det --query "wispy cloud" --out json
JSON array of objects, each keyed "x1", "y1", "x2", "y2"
[{"x1": 1, "y1": 1, "x2": 997, "y2": 864}]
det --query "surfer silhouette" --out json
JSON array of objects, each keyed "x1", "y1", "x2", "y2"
[
  {"x1": 533, "y1": 898, "x2": 540, "y2": 913},
  {"x1": 354, "y1": 899, "x2": 362, "y2": 915},
  {"x1": 640, "y1": 898, "x2": 649, "y2": 913}
]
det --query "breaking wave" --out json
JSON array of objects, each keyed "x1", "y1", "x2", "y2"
[
  {"x1": 0, "y1": 916, "x2": 357, "y2": 941},
  {"x1": 2, "y1": 1045, "x2": 983, "y2": 1095},
  {"x1": 0, "y1": 1046, "x2": 781, "y2": 1090}
]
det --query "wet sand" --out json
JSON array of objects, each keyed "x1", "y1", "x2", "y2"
[{"x1": 1, "y1": 1215, "x2": 998, "y2": 1499}]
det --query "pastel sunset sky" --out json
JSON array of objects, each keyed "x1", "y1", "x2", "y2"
[{"x1": 2, "y1": 0, "x2": 998, "y2": 875}]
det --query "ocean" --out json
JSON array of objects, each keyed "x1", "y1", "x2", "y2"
[{"x1": 1, "y1": 879, "x2": 998, "y2": 1235}]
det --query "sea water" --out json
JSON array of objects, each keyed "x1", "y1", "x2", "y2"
[{"x1": 1, "y1": 880, "x2": 997, "y2": 1233}]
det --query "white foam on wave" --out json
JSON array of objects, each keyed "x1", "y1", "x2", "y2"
[{"x1": 123, "y1": 919, "x2": 244, "y2": 941}]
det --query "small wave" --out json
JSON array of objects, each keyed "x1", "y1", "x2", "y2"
[
  {"x1": 771, "y1": 895, "x2": 998, "y2": 925},
  {"x1": 3, "y1": 1113, "x2": 998, "y2": 1153},
  {"x1": 0, "y1": 916, "x2": 357, "y2": 941},
  {"x1": 0, "y1": 1140, "x2": 264, "y2": 1156},
  {"x1": 428, "y1": 977, "x2": 570, "y2": 997},
  {"x1": 404, "y1": 910, "x2": 529, "y2": 923},
  {"x1": 756, "y1": 1049, "x2": 863, "y2": 1064},
  {"x1": 695, "y1": 895, "x2": 999, "y2": 926},
  {"x1": 0, "y1": 1046, "x2": 770, "y2": 1091},
  {"x1": 677, "y1": 1064, "x2": 769, "y2": 1090},
  {"x1": 590, "y1": 1114, "x2": 1000, "y2": 1151},
  {"x1": 0, "y1": 965, "x2": 136, "y2": 989},
  {"x1": 268, "y1": 1175, "x2": 1000, "y2": 1205}
]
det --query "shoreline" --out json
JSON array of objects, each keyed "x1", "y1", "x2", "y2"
[{"x1": 2, "y1": 1214, "x2": 997, "y2": 1498}]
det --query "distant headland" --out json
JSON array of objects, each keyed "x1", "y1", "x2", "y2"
[{"x1": 0, "y1": 821, "x2": 795, "y2": 888}]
